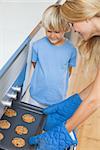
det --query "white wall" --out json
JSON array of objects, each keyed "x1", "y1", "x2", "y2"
[{"x1": 0, "y1": 0, "x2": 57, "y2": 70}]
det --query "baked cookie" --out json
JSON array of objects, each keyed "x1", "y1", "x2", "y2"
[
  {"x1": 0, "y1": 120, "x2": 10, "y2": 129},
  {"x1": 22, "y1": 114, "x2": 35, "y2": 123},
  {"x1": 4, "y1": 108, "x2": 17, "y2": 117},
  {"x1": 0, "y1": 132, "x2": 4, "y2": 141},
  {"x1": 12, "y1": 137, "x2": 25, "y2": 148},
  {"x1": 15, "y1": 126, "x2": 28, "y2": 135}
]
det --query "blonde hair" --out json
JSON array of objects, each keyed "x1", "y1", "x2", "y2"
[
  {"x1": 60, "y1": 0, "x2": 100, "y2": 67},
  {"x1": 42, "y1": 4, "x2": 70, "y2": 32}
]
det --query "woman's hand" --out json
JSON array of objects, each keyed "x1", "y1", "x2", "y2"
[
  {"x1": 29, "y1": 122, "x2": 77, "y2": 150},
  {"x1": 43, "y1": 94, "x2": 82, "y2": 130}
]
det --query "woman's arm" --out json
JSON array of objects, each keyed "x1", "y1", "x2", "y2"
[
  {"x1": 78, "y1": 80, "x2": 94, "y2": 100},
  {"x1": 66, "y1": 69, "x2": 100, "y2": 132},
  {"x1": 66, "y1": 97, "x2": 97, "y2": 132}
]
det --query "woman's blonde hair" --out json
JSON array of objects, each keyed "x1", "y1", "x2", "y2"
[
  {"x1": 42, "y1": 4, "x2": 70, "y2": 32},
  {"x1": 60, "y1": 0, "x2": 100, "y2": 67}
]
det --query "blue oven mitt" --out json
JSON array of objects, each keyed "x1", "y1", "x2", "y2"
[
  {"x1": 43, "y1": 94, "x2": 82, "y2": 130},
  {"x1": 29, "y1": 122, "x2": 77, "y2": 150}
]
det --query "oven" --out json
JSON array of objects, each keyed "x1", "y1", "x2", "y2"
[{"x1": 0, "y1": 100, "x2": 46, "y2": 150}]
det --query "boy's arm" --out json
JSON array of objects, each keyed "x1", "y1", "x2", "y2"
[
  {"x1": 32, "y1": 62, "x2": 36, "y2": 68},
  {"x1": 69, "y1": 66, "x2": 72, "y2": 76}
]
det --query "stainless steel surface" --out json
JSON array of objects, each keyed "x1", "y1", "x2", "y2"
[
  {"x1": 0, "y1": 45, "x2": 28, "y2": 100},
  {"x1": 12, "y1": 86, "x2": 21, "y2": 92},
  {"x1": 7, "y1": 93, "x2": 17, "y2": 100},
  {"x1": 0, "y1": 102, "x2": 5, "y2": 118},
  {"x1": 0, "y1": 43, "x2": 29, "y2": 118},
  {"x1": 1, "y1": 100, "x2": 12, "y2": 107}
]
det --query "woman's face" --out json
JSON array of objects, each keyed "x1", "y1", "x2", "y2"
[{"x1": 72, "y1": 20, "x2": 95, "y2": 41}]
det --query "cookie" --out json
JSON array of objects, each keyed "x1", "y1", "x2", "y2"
[
  {"x1": 15, "y1": 126, "x2": 28, "y2": 135},
  {"x1": 12, "y1": 137, "x2": 25, "y2": 148},
  {"x1": 0, "y1": 120, "x2": 10, "y2": 129},
  {"x1": 0, "y1": 132, "x2": 4, "y2": 141},
  {"x1": 22, "y1": 114, "x2": 35, "y2": 123},
  {"x1": 4, "y1": 108, "x2": 17, "y2": 117}
]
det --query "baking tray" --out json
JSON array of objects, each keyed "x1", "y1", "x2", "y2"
[{"x1": 0, "y1": 101, "x2": 46, "y2": 150}]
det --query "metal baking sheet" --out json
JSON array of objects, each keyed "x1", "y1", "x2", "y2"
[{"x1": 0, "y1": 101, "x2": 46, "y2": 150}]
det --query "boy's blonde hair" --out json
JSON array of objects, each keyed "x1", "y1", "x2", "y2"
[
  {"x1": 60, "y1": 0, "x2": 100, "y2": 68},
  {"x1": 42, "y1": 4, "x2": 70, "y2": 32}
]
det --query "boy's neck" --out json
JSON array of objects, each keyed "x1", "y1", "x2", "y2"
[{"x1": 52, "y1": 38, "x2": 65, "y2": 46}]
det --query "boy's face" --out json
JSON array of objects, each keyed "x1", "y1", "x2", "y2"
[{"x1": 46, "y1": 29, "x2": 65, "y2": 45}]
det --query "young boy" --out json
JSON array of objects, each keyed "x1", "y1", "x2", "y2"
[{"x1": 29, "y1": 4, "x2": 77, "y2": 108}]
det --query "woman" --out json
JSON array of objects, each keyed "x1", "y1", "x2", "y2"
[{"x1": 29, "y1": 0, "x2": 100, "y2": 149}]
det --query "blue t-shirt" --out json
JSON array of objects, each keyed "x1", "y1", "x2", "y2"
[{"x1": 30, "y1": 36, "x2": 77, "y2": 105}]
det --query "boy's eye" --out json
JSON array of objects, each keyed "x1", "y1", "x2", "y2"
[
  {"x1": 55, "y1": 31, "x2": 60, "y2": 33},
  {"x1": 47, "y1": 30, "x2": 52, "y2": 33},
  {"x1": 47, "y1": 30, "x2": 60, "y2": 34}
]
